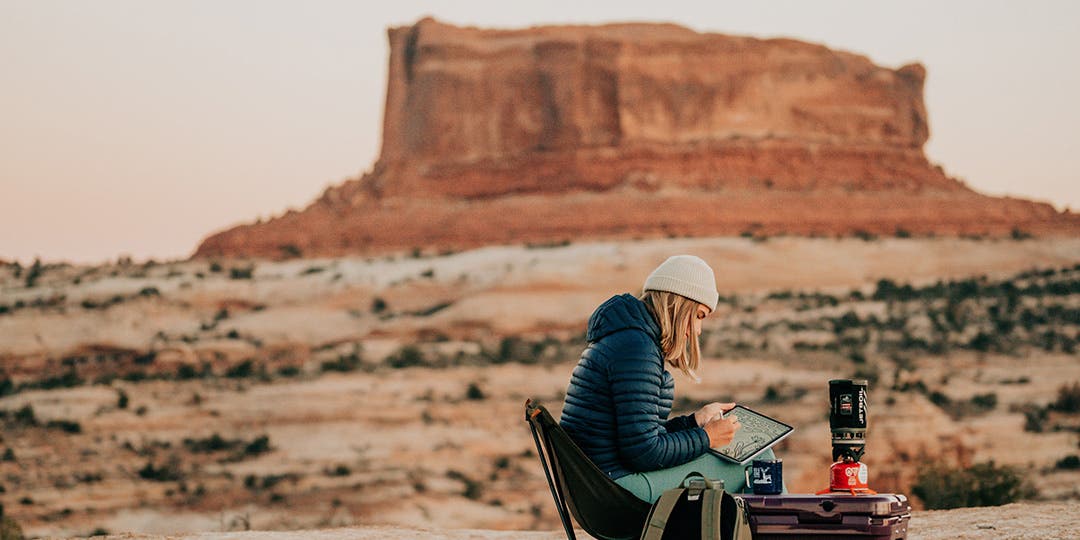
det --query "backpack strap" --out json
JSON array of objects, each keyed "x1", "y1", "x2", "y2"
[
  {"x1": 701, "y1": 487, "x2": 723, "y2": 540},
  {"x1": 640, "y1": 488, "x2": 684, "y2": 540}
]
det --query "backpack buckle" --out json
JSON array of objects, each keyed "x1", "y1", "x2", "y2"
[{"x1": 686, "y1": 477, "x2": 707, "y2": 501}]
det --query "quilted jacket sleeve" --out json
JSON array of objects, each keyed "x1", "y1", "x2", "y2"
[
  {"x1": 607, "y1": 333, "x2": 710, "y2": 472},
  {"x1": 663, "y1": 414, "x2": 698, "y2": 433}
]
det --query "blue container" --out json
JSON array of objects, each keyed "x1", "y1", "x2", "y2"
[{"x1": 745, "y1": 458, "x2": 783, "y2": 494}]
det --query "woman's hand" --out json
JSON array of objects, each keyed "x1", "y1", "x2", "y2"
[
  {"x1": 693, "y1": 402, "x2": 736, "y2": 427},
  {"x1": 704, "y1": 415, "x2": 741, "y2": 448}
]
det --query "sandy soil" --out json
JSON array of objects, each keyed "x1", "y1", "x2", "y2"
[
  {"x1": 56, "y1": 501, "x2": 1080, "y2": 539},
  {"x1": 2, "y1": 237, "x2": 1078, "y2": 538}
]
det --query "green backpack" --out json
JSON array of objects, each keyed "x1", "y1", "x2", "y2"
[{"x1": 640, "y1": 475, "x2": 754, "y2": 540}]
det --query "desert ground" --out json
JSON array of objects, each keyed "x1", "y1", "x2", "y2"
[{"x1": 1, "y1": 236, "x2": 1078, "y2": 538}]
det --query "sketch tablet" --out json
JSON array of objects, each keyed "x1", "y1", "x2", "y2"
[{"x1": 707, "y1": 405, "x2": 794, "y2": 465}]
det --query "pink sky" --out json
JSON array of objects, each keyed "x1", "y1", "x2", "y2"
[{"x1": 2, "y1": 1, "x2": 1078, "y2": 264}]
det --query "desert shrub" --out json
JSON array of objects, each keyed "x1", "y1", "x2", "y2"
[
  {"x1": 893, "y1": 379, "x2": 927, "y2": 394},
  {"x1": 386, "y1": 346, "x2": 424, "y2": 368},
  {"x1": 447, "y1": 470, "x2": 482, "y2": 500},
  {"x1": 0, "y1": 379, "x2": 13, "y2": 398},
  {"x1": 966, "y1": 332, "x2": 994, "y2": 353},
  {"x1": 928, "y1": 391, "x2": 951, "y2": 408},
  {"x1": 911, "y1": 461, "x2": 1035, "y2": 510},
  {"x1": 1051, "y1": 382, "x2": 1080, "y2": 413},
  {"x1": 1, "y1": 512, "x2": 25, "y2": 540},
  {"x1": 465, "y1": 382, "x2": 486, "y2": 401},
  {"x1": 324, "y1": 464, "x2": 351, "y2": 477},
  {"x1": 13, "y1": 405, "x2": 37, "y2": 427},
  {"x1": 242, "y1": 435, "x2": 271, "y2": 456},
  {"x1": 873, "y1": 279, "x2": 917, "y2": 302},
  {"x1": 138, "y1": 287, "x2": 160, "y2": 297},
  {"x1": 228, "y1": 266, "x2": 254, "y2": 280},
  {"x1": 853, "y1": 230, "x2": 877, "y2": 242},
  {"x1": 970, "y1": 393, "x2": 998, "y2": 411},
  {"x1": 1055, "y1": 455, "x2": 1080, "y2": 470},
  {"x1": 46, "y1": 420, "x2": 81, "y2": 434},
  {"x1": 184, "y1": 433, "x2": 234, "y2": 453},
  {"x1": 279, "y1": 244, "x2": 302, "y2": 259},
  {"x1": 75, "y1": 472, "x2": 104, "y2": 484},
  {"x1": 2, "y1": 449, "x2": 14, "y2": 462},
  {"x1": 24, "y1": 258, "x2": 43, "y2": 288},
  {"x1": 133, "y1": 352, "x2": 155, "y2": 366},
  {"x1": 121, "y1": 371, "x2": 147, "y2": 383},
  {"x1": 1024, "y1": 406, "x2": 1050, "y2": 432},
  {"x1": 832, "y1": 311, "x2": 862, "y2": 333},
  {"x1": 1010, "y1": 228, "x2": 1032, "y2": 240},
  {"x1": 894, "y1": 228, "x2": 912, "y2": 238},
  {"x1": 321, "y1": 354, "x2": 360, "y2": 373},
  {"x1": 225, "y1": 360, "x2": 254, "y2": 378},
  {"x1": 138, "y1": 460, "x2": 183, "y2": 482},
  {"x1": 33, "y1": 370, "x2": 83, "y2": 390},
  {"x1": 371, "y1": 297, "x2": 388, "y2": 314},
  {"x1": 175, "y1": 364, "x2": 199, "y2": 380},
  {"x1": 276, "y1": 366, "x2": 301, "y2": 377},
  {"x1": 244, "y1": 473, "x2": 293, "y2": 491},
  {"x1": 492, "y1": 336, "x2": 536, "y2": 364}
]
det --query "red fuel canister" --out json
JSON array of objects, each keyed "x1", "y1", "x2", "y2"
[{"x1": 829, "y1": 459, "x2": 871, "y2": 493}]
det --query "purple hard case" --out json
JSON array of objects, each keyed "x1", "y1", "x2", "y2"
[{"x1": 740, "y1": 493, "x2": 911, "y2": 539}]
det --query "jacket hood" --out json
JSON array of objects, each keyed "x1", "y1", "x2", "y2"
[{"x1": 586, "y1": 293, "x2": 661, "y2": 344}]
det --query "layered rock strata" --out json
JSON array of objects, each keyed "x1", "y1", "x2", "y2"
[{"x1": 195, "y1": 18, "x2": 1078, "y2": 259}]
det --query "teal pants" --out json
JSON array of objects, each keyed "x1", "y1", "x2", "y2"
[{"x1": 614, "y1": 448, "x2": 786, "y2": 503}]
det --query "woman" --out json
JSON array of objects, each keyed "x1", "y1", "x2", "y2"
[{"x1": 560, "y1": 254, "x2": 781, "y2": 502}]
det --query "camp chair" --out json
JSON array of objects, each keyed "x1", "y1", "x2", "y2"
[{"x1": 525, "y1": 399, "x2": 651, "y2": 540}]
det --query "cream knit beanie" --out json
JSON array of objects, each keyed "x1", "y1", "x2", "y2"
[{"x1": 643, "y1": 255, "x2": 719, "y2": 312}]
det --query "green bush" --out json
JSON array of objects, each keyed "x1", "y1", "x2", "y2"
[
  {"x1": 1051, "y1": 382, "x2": 1080, "y2": 413},
  {"x1": 321, "y1": 354, "x2": 360, "y2": 373},
  {"x1": 13, "y1": 405, "x2": 37, "y2": 426},
  {"x1": 242, "y1": 435, "x2": 271, "y2": 456},
  {"x1": 371, "y1": 297, "x2": 388, "y2": 314},
  {"x1": 183, "y1": 433, "x2": 234, "y2": 453},
  {"x1": 1, "y1": 512, "x2": 25, "y2": 540},
  {"x1": 229, "y1": 266, "x2": 254, "y2": 280},
  {"x1": 45, "y1": 419, "x2": 81, "y2": 434},
  {"x1": 138, "y1": 460, "x2": 183, "y2": 482},
  {"x1": 225, "y1": 360, "x2": 254, "y2": 378},
  {"x1": 386, "y1": 346, "x2": 424, "y2": 368},
  {"x1": 911, "y1": 461, "x2": 1035, "y2": 509},
  {"x1": 0, "y1": 378, "x2": 14, "y2": 397},
  {"x1": 447, "y1": 470, "x2": 482, "y2": 500},
  {"x1": 1055, "y1": 455, "x2": 1080, "y2": 470},
  {"x1": 465, "y1": 382, "x2": 486, "y2": 401},
  {"x1": 324, "y1": 464, "x2": 351, "y2": 477},
  {"x1": 176, "y1": 364, "x2": 199, "y2": 380}
]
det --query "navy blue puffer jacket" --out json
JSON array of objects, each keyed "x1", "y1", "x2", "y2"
[{"x1": 560, "y1": 293, "x2": 710, "y2": 479}]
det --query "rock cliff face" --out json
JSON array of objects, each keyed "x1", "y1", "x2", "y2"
[{"x1": 194, "y1": 18, "x2": 1078, "y2": 259}]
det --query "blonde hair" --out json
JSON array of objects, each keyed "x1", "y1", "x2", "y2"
[{"x1": 639, "y1": 289, "x2": 705, "y2": 382}]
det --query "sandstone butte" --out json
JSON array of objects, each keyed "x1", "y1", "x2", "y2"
[{"x1": 194, "y1": 17, "x2": 1079, "y2": 260}]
